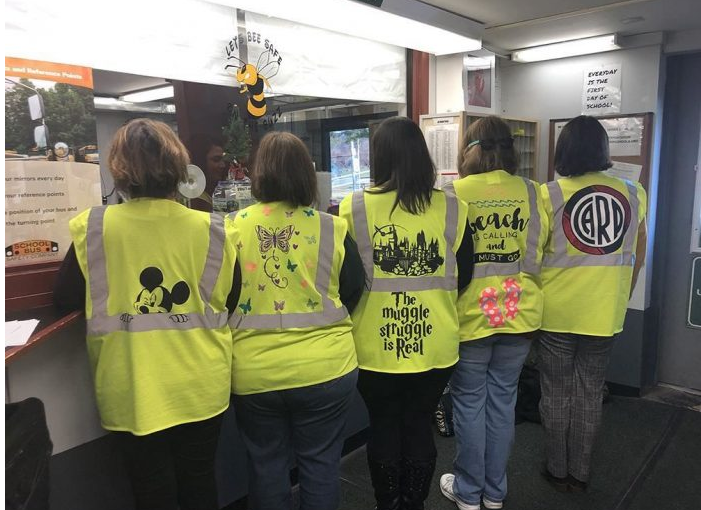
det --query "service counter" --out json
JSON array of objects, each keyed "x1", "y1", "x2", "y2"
[{"x1": 5, "y1": 301, "x2": 369, "y2": 509}]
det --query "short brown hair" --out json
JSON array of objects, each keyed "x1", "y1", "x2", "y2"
[
  {"x1": 108, "y1": 119, "x2": 189, "y2": 198},
  {"x1": 458, "y1": 116, "x2": 518, "y2": 176},
  {"x1": 251, "y1": 131, "x2": 317, "y2": 207}
]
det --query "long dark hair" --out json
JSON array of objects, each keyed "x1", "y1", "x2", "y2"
[{"x1": 368, "y1": 116, "x2": 435, "y2": 215}]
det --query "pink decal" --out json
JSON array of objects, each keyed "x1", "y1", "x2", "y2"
[
  {"x1": 502, "y1": 278, "x2": 522, "y2": 320},
  {"x1": 479, "y1": 287, "x2": 504, "y2": 327},
  {"x1": 479, "y1": 279, "x2": 523, "y2": 327}
]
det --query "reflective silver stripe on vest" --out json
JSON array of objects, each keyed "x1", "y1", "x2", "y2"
[
  {"x1": 352, "y1": 191, "x2": 375, "y2": 290},
  {"x1": 543, "y1": 180, "x2": 639, "y2": 268},
  {"x1": 89, "y1": 311, "x2": 229, "y2": 335},
  {"x1": 86, "y1": 206, "x2": 109, "y2": 318},
  {"x1": 352, "y1": 190, "x2": 459, "y2": 293},
  {"x1": 470, "y1": 178, "x2": 542, "y2": 279},
  {"x1": 86, "y1": 208, "x2": 228, "y2": 335},
  {"x1": 199, "y1": 214, "x2": 225, "y2": 312},
  {"x1": 229, "y1": 212, "x2": 349, "y2": 330}
]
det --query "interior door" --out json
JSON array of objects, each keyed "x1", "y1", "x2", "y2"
[{"x1": 655, "y1": 52, "x2": 701, "y2": 391}]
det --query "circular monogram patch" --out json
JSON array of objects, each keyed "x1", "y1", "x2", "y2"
[{"x1": 562, "y1": 185, "x2": 631, "y2": 255}]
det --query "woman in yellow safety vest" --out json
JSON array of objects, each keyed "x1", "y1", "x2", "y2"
[
  {"x1": 439, "y1": 116, "x2": 549, "y2": 510},
  {"x1": 538, "y1": 115, "x2": 647, "y2": 493},
  {"x1": 227, "y1": 131, "x2": 364, "y2": 510},
  {"x1": 339, "y1": 116, "x2": 473, "y2": 510},
  {"x1": 54, "y1": 119, "x2": 238, "y2": 510}
]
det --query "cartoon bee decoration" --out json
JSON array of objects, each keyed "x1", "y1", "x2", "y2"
[{"x1": 226, "y1": 52, "x2": 280, "y2": 118}]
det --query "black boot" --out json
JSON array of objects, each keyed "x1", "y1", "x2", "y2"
[
  {"x1": 401, "y1": 458, "x2": 436, "y2": 510},
  {"x1": 368, "y1": 459, "x2": 401, "y2": 510}
]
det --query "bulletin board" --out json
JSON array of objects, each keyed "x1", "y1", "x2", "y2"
[
  {"x1": 547, "y1": 112, "x2": 654, "y2": 192},
  {"x1": 420, "y1": 112, "x2": 465, "y2": 187}
]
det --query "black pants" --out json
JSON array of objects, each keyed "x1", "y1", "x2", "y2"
[
  {"x1": 114, "y1": 413, "x2": 224, "y2": 510},
  {"x1": 357, "y1": 367, "x2": 454, "y2": 463}
]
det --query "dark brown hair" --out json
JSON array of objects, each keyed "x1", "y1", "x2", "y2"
[
  {"x1": 458, "y1": 116, "x2": 518, "y2": 176},
  {"x1": 369, "y1": 116, "x2": 435, "y2": 215},
  {"x1": 555, "y1": 115, "x2": 612, "y2": 176},
  {"x1": 187, "y1": 133, "x2": 224, "y2": 174},
  {"x1": 251, "y1": 131, "x2": 317, "y2": 207},
  {"x1": 108, "y1": 119, "x2": 189, "y2": 199}
]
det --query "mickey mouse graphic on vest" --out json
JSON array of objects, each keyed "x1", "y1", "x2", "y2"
[{"x1": 134, "y1": 267, "x2": 190, "y2": 314}]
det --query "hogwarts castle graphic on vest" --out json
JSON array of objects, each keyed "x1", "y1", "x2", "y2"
[{"x1": 372, "y1": 224, "x2": 444, "y2": 276}]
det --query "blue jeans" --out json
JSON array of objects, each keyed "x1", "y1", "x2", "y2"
[
  {"x1": 232, "y1": 369, "x2": 358, "y2": 510},
  {"x1": 451, "y1": 335, "x2": 531, "y2": 505}
]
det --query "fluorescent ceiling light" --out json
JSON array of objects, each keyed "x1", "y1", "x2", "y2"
[
  {"x1": 212, "y1": 0, "x2": 481, "y2": 55},
  {"x1": 463, "y1": 55, "x2": 493, "y2": 70},
  {"x1": 94, "y1": 97, "x2": 120, "y2": 107},
  {"x1": 511, "y1": 35, "x2": 619, "y2": 63},
  {"x1": 94, "y1": 96, "x2": 176, "y2": 113},
  {"x1": 120, "y1": 85, "x2": 174, "y2": 103}
]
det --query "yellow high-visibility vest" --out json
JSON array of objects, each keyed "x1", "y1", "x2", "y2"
[
  {"x1": 449, "y1": 170, "x2": 549, "y2": 341},
  {"x1": 69, "y1": 199, "x2": 236, "y2": 435},
  {"x1": 227, "y1": 202, "x2": 357, "y2": 395},
  {"x1": 540, "y1": 173, "x2": 647, "y2": 336},
  {"x1": 340, "y1": 189, "x2": 468, "y2": 373}
]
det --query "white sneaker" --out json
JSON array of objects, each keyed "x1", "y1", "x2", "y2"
[
  {"x1": 482, "y1": 496, "x2": 503, "y2": 509},
  {"x1": 439, "y1": 473, "x2": 481, "y2": 510}
]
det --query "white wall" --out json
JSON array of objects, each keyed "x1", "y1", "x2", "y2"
[
  {"x1": 435, "y1": 53, "x2": 463, "y2": 113},
  {"x1": 433, "y1": 45, "x2": 665, "y2": 311},
  {"x1": 499, "y1": 45, "x2": 663, "y2": 182},
  {"x1": 6, "y1": 322, "x2": 106, "y2": 454},
  {"x1": 665, "y1": 28, "x2": 701, "y2": 54}
]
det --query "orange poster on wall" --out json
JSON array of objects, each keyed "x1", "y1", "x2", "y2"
[{"x1": 4, "y1": 57, "x2": 93, "y2": 89}]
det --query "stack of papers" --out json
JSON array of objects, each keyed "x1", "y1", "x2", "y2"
[{"x1": 5, "y1": 319, "x2": 41, "y2": 347}]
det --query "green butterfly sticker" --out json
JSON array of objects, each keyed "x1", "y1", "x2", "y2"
[
  {"x1": 239, "y1": 297, "x2": 252, "y2": 315},
  {"x1": 304, "y1": 235, "x2": 317, "y2": 245},
  {"x1": 240, "y1": 212, "x2": 248, "y2": 218},
  {"x1": 303, "y1": 209, "x2": 315, "y2": 217},
  {"x1": 287, "y1": 259, "x2": 298, "y2": 272},
  {"x1": 307, "y1": 298, "x2": 319, "y2": 309}
]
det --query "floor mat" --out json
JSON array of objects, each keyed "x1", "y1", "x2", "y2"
[
  {"x1": 625, "y1": 410, "x2": 701, "y2": 510},
  {"x1": 339, "y1": 397, "x2": 680, "y2": 510}
]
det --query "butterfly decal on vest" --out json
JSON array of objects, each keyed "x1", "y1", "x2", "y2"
[
  {"x1": 255, "y1": 224, "x2": 297, "y2": 290},
  {"x1": 239, "y1": 298, "x2": 252, "y2": 315},
  {"x1": 274, "y1": 300, "x2": 285, "y2": 311},
  {"x1": 256, "y1": 225, "x2": 294, "y2": 254}
]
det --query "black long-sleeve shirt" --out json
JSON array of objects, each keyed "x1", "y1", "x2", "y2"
[{"x1": 456, "y1": 223, "x2": 474, "y2": 293}]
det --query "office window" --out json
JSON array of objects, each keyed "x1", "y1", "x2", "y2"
[{"x1": 330, "y1": 128, "x2": 370, "y2": 201}]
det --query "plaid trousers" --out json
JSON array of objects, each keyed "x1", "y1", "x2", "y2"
[{"x1": 537, "y1": 331, "x2": 615, "y2": 482}]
